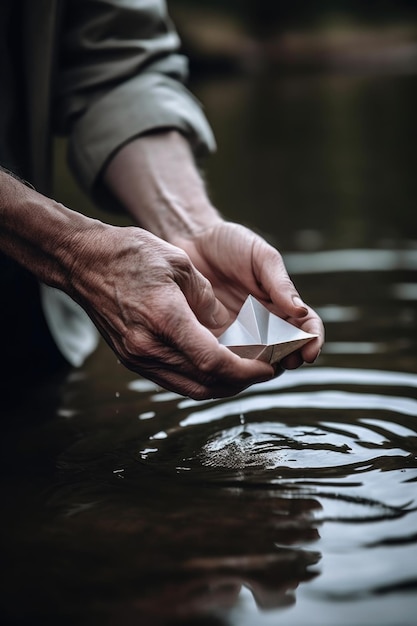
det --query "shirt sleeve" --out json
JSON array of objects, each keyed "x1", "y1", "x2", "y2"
[{"x1": 55, "y1": 0, "x2": 216, "y2": 192}]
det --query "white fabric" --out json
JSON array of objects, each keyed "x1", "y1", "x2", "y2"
[{"x1": 40, "y1": 283, "x2": 99, "y2": 367}]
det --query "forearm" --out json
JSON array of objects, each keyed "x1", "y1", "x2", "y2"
[
  {"x1": 0, "y1": 168, "x2": 277, "y2": 398},
  {"x1": 102, "y1": 130, "x2": 222, "y2": 243},
  {"x1": 0, "y1": 169, "x2": 103, "y2": 293}
]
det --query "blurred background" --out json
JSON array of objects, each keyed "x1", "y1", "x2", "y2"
[
  {"x1": 55, "y1": 0, "x2": 417, "y2": 251},
  {"x1": 168, "y1": 0, "x2": 417, "y2": 75}
]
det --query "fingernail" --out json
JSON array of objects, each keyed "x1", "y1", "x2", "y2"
[{"x1": 292, "y1": 296, "x2": 308, "y2": 315}]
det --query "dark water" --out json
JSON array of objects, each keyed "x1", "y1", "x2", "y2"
[{"x1": 1, "y1": 71, "x2": 417, "y2": 626}]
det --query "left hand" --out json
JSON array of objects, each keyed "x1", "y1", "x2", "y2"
[{"x1": 173, "y1": 221, "x2": 324, "y2": 369}]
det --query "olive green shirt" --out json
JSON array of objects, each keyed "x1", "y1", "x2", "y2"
[
  {"x1": 1, "y1": 0, "x2": 216, "y2": 368},
  {"x1": 22, "y1": 0, "x2": 216, "y2": 194}
]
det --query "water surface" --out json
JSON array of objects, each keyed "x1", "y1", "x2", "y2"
[{"x1": 1, "y1": 70, "x2": 417, "y2": 625}]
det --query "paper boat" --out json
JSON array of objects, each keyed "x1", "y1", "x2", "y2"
[{"x1": 218, "y1": 295, "x2": 317, "y2": 365}]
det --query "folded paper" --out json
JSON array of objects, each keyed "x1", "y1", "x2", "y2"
[{"x1": 218, "y1": 295, "x2": 317, "y2": 364}]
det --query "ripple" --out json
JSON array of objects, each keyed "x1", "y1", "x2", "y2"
[
  {"x1": 177, "y1": 367, "x2": 417, "y2": 411},
  {"x1": 198, "y1": 422, "x2": 353, "y2": 471},
  {"x1": 135, "y1": 368, "x2": 417, "y2": 522},
  {"x1": 138, "y1": 407, "x2": 415, "y2": 480},
  {"x1": 137, "y1": 372, "x2": 417, "y2": 477},
  {"x1": 179, "y1": 390, "x2": 417, "y2": 427}
]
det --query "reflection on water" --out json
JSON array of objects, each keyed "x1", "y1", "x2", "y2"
[
  {"x1": 284, "y1": 248, "x2": 417, "y2": 273},
  {"x1": 2, "y1": 358, "x2": 417, "y2": 625},
  {"x1": 2, "y1": 71, "x2": 417, "y2": 625},
  {"x1": 137, "y1": 368, "x2": 417, "y2": 514}
]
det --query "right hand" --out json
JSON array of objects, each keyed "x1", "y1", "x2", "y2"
[
  {"x1": 175, "y1": 221, "x2": 324, "y2": 368},
  {"x1": 67, "y1": 224, "x2": 275, "y2": 399}
]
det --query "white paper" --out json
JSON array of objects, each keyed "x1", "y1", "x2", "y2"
[{"x1": 218, "y1": 295, "x2": 317, "y2": 364}]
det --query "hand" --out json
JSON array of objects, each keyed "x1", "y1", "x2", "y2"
[
  {"x1": 101, "y1": 132, "x2": 323, "y2": 372},
  {"x1": 173, "y1": 221, "x2": 324, "y2": 369},
  {"x1": 68, "y1": 223, "x2": 276, "y2": 398}
]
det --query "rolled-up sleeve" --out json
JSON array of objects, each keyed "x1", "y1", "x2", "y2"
[{"x1": 55, "y1": 0, "x2": 216, "y2": 192}]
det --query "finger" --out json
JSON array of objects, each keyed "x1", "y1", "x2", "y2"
[
  {"x1": 281, "y1": 351, "x2": 304, "y2": 370},
  {"x1": 166, "y1": 306, "x2": 275, "y2": 390},
  {"x1": 300, "y1": 313, "x2": 325, "y2": 362},
  {"x1": 278, "y1": 312, "x2": 324, "y2": 369},
  {"x1": 184, "y1": 271, "x2": 230, "y2": 329},
  {"x1": 252, "y1": 239, "x2": 309, "y2": 319},
  {"x1": 119, "y1": 291, "x2": 275, "y2": 397},
  {"x1": 133, "y1": 340, "x2": 276, "y2": 400},
  {"x1": 272, "y1": 363, "x2": 286, "y2": 378},
  {"x1": 301, "y1": 336, "x2": 323, "y2": 363},
  {"x1": 138, "y1": 364, "x2": 264, "y2": 400},
  {"x1": 170, "y1": 249, "x2": 230, "y2": 329}
]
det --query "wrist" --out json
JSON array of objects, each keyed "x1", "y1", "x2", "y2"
[
  {"x1": 0, "y1": 170, "x2": 105, "y2": 292},
  {"x1": 103, "y1": 130, "x2": 223, "y2": 242}
]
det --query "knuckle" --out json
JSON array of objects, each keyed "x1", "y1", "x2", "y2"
[
  {"x1": 194, "y1": 349, "x2": 219, "y2": 375},
  {"x1": 195, "y1": 277, "x2": 213, "y2": 306},
  {"x1": 122, "y1": 330, "x2": 151, "y2": 361},
  {"x1": 170, "y1": 248, "x2": 192, "y2": 273},
  {"x1": 280, "y1": 275, "x2": 296, "y2": 291}
]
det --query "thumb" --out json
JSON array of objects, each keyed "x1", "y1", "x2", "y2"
[{"x1": 178, "y1": 264, "x2": 230, "y2": 330}]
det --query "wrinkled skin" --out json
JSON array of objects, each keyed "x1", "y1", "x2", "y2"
[
  {"x1": 174, "y1": 221, "x2": 324, "y2": 370},
  {"x1": 67, "y1": 220, "x2": 323, "y2": 399},
  {"x1": 67, "y1": 223, "x2": 279, "y2": 399},
  {"x1": 1, "y1": 128, "x2": 324, "y2": 400},
  {"x1": 99, "y1": 132, "x2": 324, "y2": 395}
]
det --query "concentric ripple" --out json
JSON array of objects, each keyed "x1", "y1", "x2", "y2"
[{"x1": 135, "y1": 368, "x2": 417, "y2": 520}]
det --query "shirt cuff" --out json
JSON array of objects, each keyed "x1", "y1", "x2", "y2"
[{"x1": 68, "y1": 72, "x2": 216, "y2": 192}]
